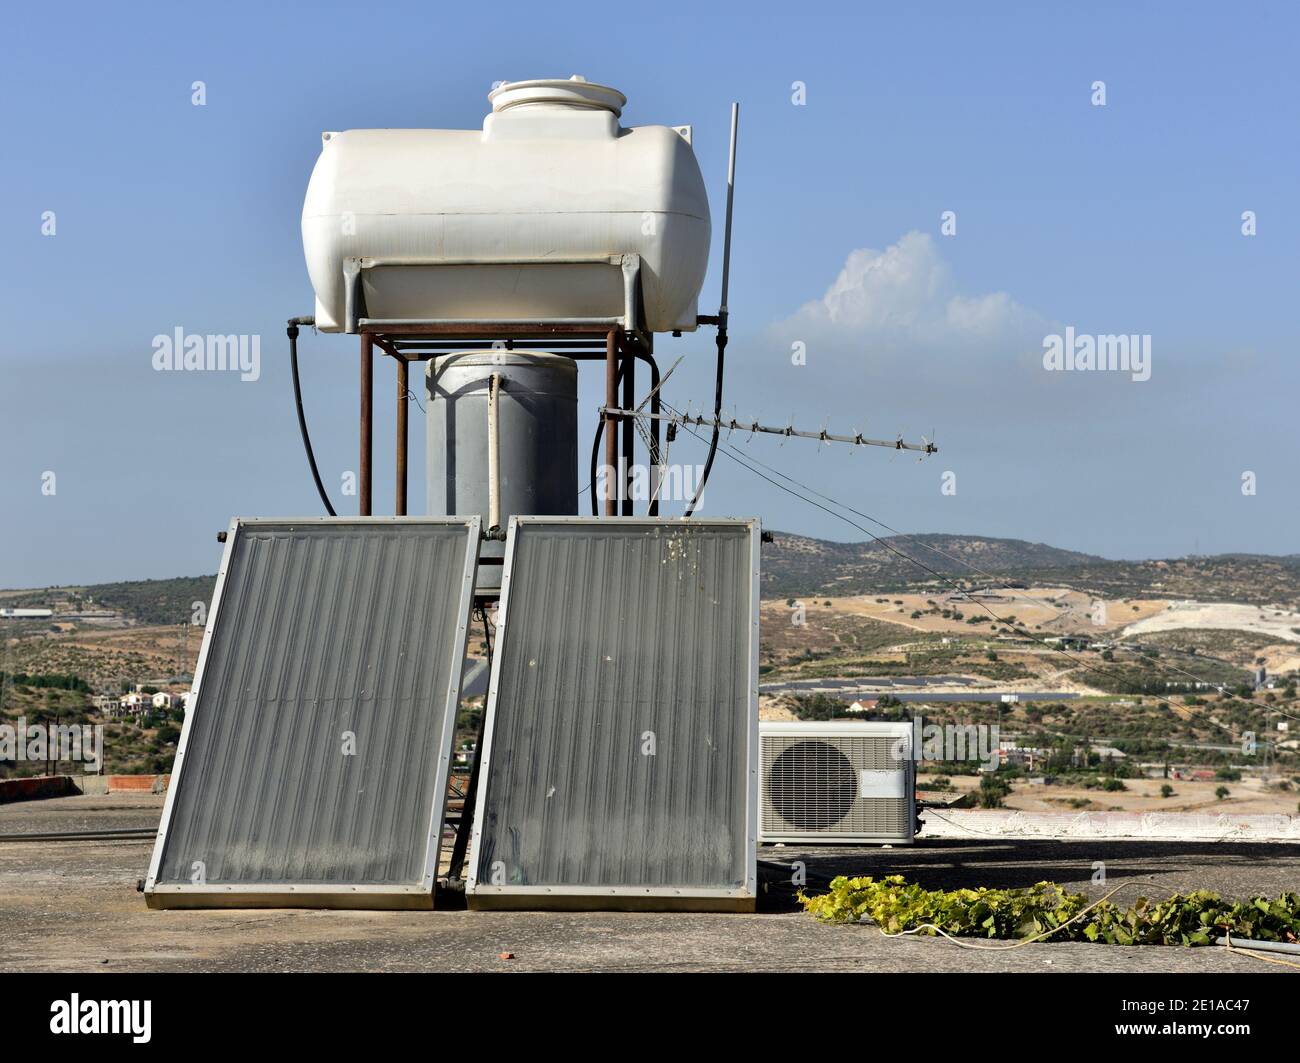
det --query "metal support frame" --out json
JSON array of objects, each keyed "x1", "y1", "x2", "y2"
[
  {"x1": 347, "y1": 254, "x2": 657, "y2": 522},
  {"x1": 620, "y1": 334, "x2": 635, "y2": 515},
  {"x1": 395, "y1": 354, "x2": 408, "y2": 516},
  {"x1": 360, "y1": 335, "x2": 373, "y2": 516},
  {"x1": 604, "y1": 329, "x2": 619, "y2": 517}
]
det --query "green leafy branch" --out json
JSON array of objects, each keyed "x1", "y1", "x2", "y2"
[{"x1": 800, "y1": 875, "x2": 1300, "y2": 947}]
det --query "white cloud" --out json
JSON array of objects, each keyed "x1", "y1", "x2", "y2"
[{"x1": 773, "y1": 231, "x2": 1048, "y2": 359}]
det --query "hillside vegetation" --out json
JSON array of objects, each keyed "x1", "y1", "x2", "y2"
[{"x1": 762, "y1": 532, "x2": 1300, "y2": 606}]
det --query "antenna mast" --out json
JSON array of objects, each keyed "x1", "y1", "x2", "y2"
[{"x1": 684, "y1": 102, "x2": 739, "y2": 517}]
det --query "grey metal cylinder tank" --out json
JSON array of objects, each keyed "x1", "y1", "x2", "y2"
[{"x1": 426, "y1": 351, "x2": 578, "y2": 593}]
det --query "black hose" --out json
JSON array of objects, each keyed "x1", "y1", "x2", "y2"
[
  {"x1": 287, "y1": 319, "x2": 337, "y2": 517},
  {"x1": 586, "y1": 349, "x2": 663, "y2": 515},
  {"x1": 589, "y1": 358, "x2": 627, "y2": 516},
  {"x1": 683, "y1": 321, "x2": 727, "y2": 517},
  {"x1": 642, "y1": 351, "x2": 662, "y2": 516}
]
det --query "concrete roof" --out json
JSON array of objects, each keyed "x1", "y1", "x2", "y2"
[{"x1": 2, "y1": 794, "x2": 1297, "y2": 973}]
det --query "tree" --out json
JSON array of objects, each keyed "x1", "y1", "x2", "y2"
[
  {"x1": 978, "y1": 774, "x2": 1011, "y2": 809},
  {"x1": 1215, "y1": 786, "x2": 1230, "y2": 800},
  {"x1": 1160, "y1": 783, "x2": 1175, "y2": 798}
]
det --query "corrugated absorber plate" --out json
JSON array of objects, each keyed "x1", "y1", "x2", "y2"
[
  {"x1": 144, "y1": 517, "x2": 480, "y2": 909},
  {"x1": 759, "y1": 723, "x2": 915, "y2": 844},
  {"x1": 467, "y1": 517, "x2": 760, "y2": 912}
]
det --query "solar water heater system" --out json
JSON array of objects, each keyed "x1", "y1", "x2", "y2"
[
  {"x1": 146, "y1": 78, "x2": 763, "y2": 911},
  {"x1": 149, "y1": 76, "x2": 936, "y2": 911}
]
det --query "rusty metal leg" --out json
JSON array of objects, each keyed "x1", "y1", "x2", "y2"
[
  {"x1": 360, "y1": 334, "x2": 373, "y2": 516},
  {"x1": 395, "y1": 356, "x2": 408, "y2": 516},
  {"x1": 604, "y1": 329, "x2": 619, "y2": 517},
  {"x1": 621, "y1": 336, "x2": 635, "y2": 515}
]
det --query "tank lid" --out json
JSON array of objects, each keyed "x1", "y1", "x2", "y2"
[{"x1": 488, "y1": 75, "x2": 625, "y2": 117}]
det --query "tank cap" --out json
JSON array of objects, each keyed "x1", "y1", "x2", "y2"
[{"x1": 489, "y1": 76, "x2": 625, "y2": 117}]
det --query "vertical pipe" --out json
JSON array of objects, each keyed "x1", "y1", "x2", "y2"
[
  {"x1": 395, "y1": 356, "x2": 408, "y2": 516},
  {"x1": 621, "y1": 336, "x2": 635, "y2": 515},
  {"x1": 645, "y1": 338, "x2": 661, "y2": 517},
  {"x1": 360, "y1": 334, "x2": 373, "y2": 516},
  {"x1": 487, "y1": 372, "x2": 502, "y2": 531},
  {"x1": 604, "y1": 329, "x2": 618, "y2": 517},
  {"x1": 719, "y1": 101, "x2": 739, "y2": 317}
]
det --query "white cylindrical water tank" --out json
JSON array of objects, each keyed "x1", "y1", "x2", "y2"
[
  {"x1": 302, "y1": 76, "x2": 712, "y2": 334},
  {"x1": 426, "y1": 351, "x2": 578, "y2": 592}
]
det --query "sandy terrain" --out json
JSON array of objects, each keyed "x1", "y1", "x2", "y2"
[
  {"x1": 1124, "y1": 601, "x2": 1300, "y2": 644},
  {"x1": 804, "y1": 589, "x2": 1169, "y2": 637},
  {"x1": 927, "y1": 773, "x2": 1300, "y2": 816}
]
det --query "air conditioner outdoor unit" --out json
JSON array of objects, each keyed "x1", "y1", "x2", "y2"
[{"x1": 759, "y1": 721, "x2": 915, "y2": 844}]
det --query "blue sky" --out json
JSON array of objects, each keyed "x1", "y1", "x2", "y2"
[{"x1": 2, "y1": 1, "x2": 1296, "y2": 587}]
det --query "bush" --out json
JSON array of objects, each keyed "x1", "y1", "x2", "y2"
[
  {"x1": 978, "y1": 774, "x2": 1011, "y2": 809},
  {"x1": 1160, "y1": 783, "x2": 1175, "y2": 798},
  {"x1": 799, "y1": 875, "x2": 1300, "y2": 946},
  {"x1": 1102, "y1": 778, "x2": 1127, "y2": 792},
  {"x1": 1215, "y1": 786, "x2": 1230, "y2": 800}
]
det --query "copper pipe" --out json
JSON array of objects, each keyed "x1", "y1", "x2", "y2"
[
  {"x1": 604, "y1": 329, "x2": 618, "y2": 517},
  {"x1": 360, "y1": 334, "x2": 373, "y2": 516},
  {"x1": 395, "y1": 355, "x2": 408, "y2": 516}
]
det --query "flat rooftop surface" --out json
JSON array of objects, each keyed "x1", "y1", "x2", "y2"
[{"x1": 1, "y1": 794, "x2": 1297, "y2": 973}]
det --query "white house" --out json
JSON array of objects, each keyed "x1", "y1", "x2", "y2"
[
  {"x1": 118, "y1": 691, "x2": 149, "y2": 713},
  {"x1": 151, "y1": 691, "x2": 176, "y2": 710}
]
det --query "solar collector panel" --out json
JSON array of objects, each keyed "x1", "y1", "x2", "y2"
[
  {"x1": 467, "y1": 517, "x2": 759, "y2": 911},
  {"x1": 145, "y1": 518, "x2": 479, "y2": 909}
]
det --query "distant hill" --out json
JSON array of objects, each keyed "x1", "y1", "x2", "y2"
[
  {"x1": 762, "y1": 531, "x2": 1099, "y2": 596},
  {"x1": 762, "y1": 531, "x2": 1300, "y2": 606},
  {"x1": 0, "y1": 576, "x2": 217, "y2": 626},
  {"x1": 4, "y1": 535, "x2": 1298, "y2": 622}
]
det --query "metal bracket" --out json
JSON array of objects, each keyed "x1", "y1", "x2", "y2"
[{"x1": 342, "y1": 254, "x2": 643, "y2": 336}]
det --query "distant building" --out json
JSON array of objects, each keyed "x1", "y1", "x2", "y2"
[
  {"x1": 118, "y1": 691, "x2": 150, "y2": 715},
  {"x1": 1045, "y1": 636, "x2": 1090, "y2": 651},
  {"x1": 0, "y1": 608, "x2": 53, "y2": 620},
  {"x1": 151, "y1": 691, "x2": 176, "y2": 710}
]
